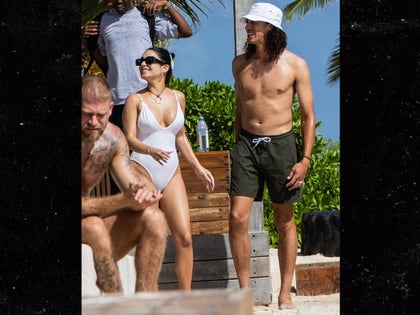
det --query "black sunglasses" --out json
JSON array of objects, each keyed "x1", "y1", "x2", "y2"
[{"x1": 135, "y1": 56, "x2": 165, "y2": 66}]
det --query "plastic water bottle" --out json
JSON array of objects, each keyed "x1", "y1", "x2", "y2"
[{"x1": 197, "y1": 116, "x2": 209, "y2": 152}]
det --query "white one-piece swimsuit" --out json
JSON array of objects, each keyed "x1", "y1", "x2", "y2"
[{"x1": 130, "y1": 91, "x2": 184, "y2": 191}]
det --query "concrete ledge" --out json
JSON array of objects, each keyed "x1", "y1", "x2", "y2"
[
  {"x1": 82, "y1": 288, "x2": 253, "y2": 315},
  {"x1": 296, "y1": 251, "x2": 339, "y2": 265}
]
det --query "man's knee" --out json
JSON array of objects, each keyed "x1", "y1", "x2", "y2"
[
  {"x1": 139, "y1": 207, "x2": 167, "y2": 237},
  {"x1": 82, "y1": 216, "x2": 108, "y2": 239},
  {"x1": 229, "y1": 208, "x2": 250, "y2": 231},
  {"x1": 273, "y1": 203, "x2": 295, "y2": 226},
  {"x1": 82, "y1": 216, "x2": 113, "y2": 252},
  {"x1": 144, "y1": 206, "x2": 165, "y2": 223},
  {"x1": 229, "y1": 196, "x2": 253, "y2": 229}
]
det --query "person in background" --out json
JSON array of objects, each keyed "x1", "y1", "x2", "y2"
[
  {"x1": 82, "y1": 74, "x2": 166, "y2": 292},
  {"x1": 82, "y1": 0, "x2": 192, "y2": 129},
  {"x1": 229, "y1": 3, "x2": 316, "y2": 310},
  {"x1": 122, "y1": 47, "x2": 215, "y2": 290}
]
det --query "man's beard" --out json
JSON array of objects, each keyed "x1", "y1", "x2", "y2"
[{"x1": 82, "y1": 129, "x2": 103, "y2": 143}]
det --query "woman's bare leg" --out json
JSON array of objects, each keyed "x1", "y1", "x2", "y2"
[{"x1": 160, "y1": 169, "x2": 193, "y2": 290}]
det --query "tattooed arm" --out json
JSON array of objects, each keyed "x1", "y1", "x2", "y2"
[{"x1": 82, "y1": 124, "x2": 162, "y2": 218}]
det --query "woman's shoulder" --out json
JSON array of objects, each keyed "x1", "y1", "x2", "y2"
[
  {"x1": 125, "y1": 90, "x2": 145, "y2": 109},
  {"x1": 170, "y1": 89, "x2": 185, "y2": 99},
  {"x1": 169, "y1": 88, "x2": 182, "y2": 94},
  {"x1": 127, "y1": 89, "x2": 147, "y2": 99}
]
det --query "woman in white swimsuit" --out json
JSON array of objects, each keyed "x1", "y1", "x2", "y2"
[{"x1": 123, "y1": 47, "x2": 215, "y2": 290}]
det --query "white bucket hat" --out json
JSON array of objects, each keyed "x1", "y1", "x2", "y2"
[{"x1": 240, "y1": 2, "x2": 283, "y2": 30}]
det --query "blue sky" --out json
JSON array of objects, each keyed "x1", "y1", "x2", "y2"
[{"x1": 169, "y1": 1, "x2": 340, "y2": 141}]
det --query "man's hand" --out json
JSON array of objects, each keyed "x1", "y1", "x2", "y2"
[
  {"x1": 124, "y1": 181, "x2": 162, "y2": 209},
  {"x1": 142, "y1": 0, "x2": 169, "y2": 16},
  {"x1": 82, "y1": 21, "x2": 100, "y2": 39},
  {"x1": 285, "y1": 160, "x2": 309, "y2": 191}
]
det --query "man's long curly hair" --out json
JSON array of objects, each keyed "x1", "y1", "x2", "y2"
[{"x1": 244, "y1": 26, "x2": 287, "y2": 62}]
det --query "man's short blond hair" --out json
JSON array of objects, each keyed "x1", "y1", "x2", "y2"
[{"x1": 82, "y1": 75, "x2": 111, "y2": 103}]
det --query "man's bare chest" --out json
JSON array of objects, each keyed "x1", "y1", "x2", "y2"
[
  {"x1": 241, "y1": 65, "x2": 294, "y2": 93},
  {"x1": 81, "y1": 149, "x2": 113, "y2": 194}
]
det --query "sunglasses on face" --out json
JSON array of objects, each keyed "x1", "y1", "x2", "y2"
[{"x1": 135, "y1": 56, "x2": 165, "y2": 66}]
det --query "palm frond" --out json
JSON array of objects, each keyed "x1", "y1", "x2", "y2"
[
  {"x1": 82, "y1": 0, "x2": 225, "y2": 26},
  {"x1": 82, "y1": 0, "x2": 108, "y2": 24},
  {"x1": 326, "y1": 41, "x2": 340, "y2": 85},
  {"x1": 283, "y1": 0, "x2": 336, "y2": 21},
  {"x1": 172, "y1": 0, "x2": 225, "y2": 26}
]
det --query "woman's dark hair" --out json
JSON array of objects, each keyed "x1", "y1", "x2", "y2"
[
  {"x1": 146, "y1": 47, "x2": 175, "y2": 84},
  {"x1": 244, "y1": 26, "x2": 287, "y2": 62}
]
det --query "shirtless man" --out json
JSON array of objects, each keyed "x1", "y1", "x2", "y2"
[
  {"x1": 82, "y1": 75, "x2": 166, "y2": 292},
  {"x1": 229, "y1": 3, "x2": 316, "y2": 310}
]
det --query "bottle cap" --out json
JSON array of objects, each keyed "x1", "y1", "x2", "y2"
[{"x1": 199, "y1": 116, "x2": 204, "y2": 120}]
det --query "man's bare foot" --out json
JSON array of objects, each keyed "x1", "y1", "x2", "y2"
[
  {"x1": 278, "y1": 297, "x2": 296, "y2": 310},
  {"x1": 279, "y1": 302, "x2": 296, "y2": 310}
]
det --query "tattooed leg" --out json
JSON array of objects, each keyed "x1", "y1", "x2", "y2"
[{"x1": 94, "y1": 255, "x2": 123, "y2": 293}]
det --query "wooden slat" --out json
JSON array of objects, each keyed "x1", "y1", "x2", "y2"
[
  {"x1": 167, "y1": 219, "x2": 228, "y2": 237},
  {"x1": 181, "y1": 168, "x2": 230, "y2": 182},
  {"x1": 162, "y1": 232, "x2": 270, "y2": 263},
  {"x1": 179, "y1": 150, "x2": 230, "y2": 169},
  {"x1": 188, "y1": 192, "x2": 229, "y2": 208},
  {"x1": 190, "y1": 207, "x2": 230, "y2": 221},
  {"x1": 90, "y1": 170, "x2": 111, "y2": 197},
  {"x1": 190, "y1": 220, "x2": 229, "y2": 235},
  {"x1": 159, "y1": 256, "x2": 270, "y2": 283},
  {"x1": 185, "y1": 181, "x2": 229, "y2": 194}
]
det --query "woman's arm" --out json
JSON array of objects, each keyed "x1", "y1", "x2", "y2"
[{"x1": 175, "y1": 91, "x2": 215, "y2": 191}]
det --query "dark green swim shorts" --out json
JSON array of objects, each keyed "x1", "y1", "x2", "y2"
[{"x1": 230, "y1": 129, "x2": 302, "y2": 204}]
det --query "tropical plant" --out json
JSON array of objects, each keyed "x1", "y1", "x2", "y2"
[
  {"x1": 82, "y1": 0, "x2": 224, "y2": 25},
  {"x1": 282, "y1": 0, "x2": 339, "y2": 85},
  {"x1": 168, "y1": 77, "x2": 236, "y2": 151}
]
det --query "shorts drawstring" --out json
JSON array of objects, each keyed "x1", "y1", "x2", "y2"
[{"x1": 251, "y1": 137, "x2": 271, "y2": 150}]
